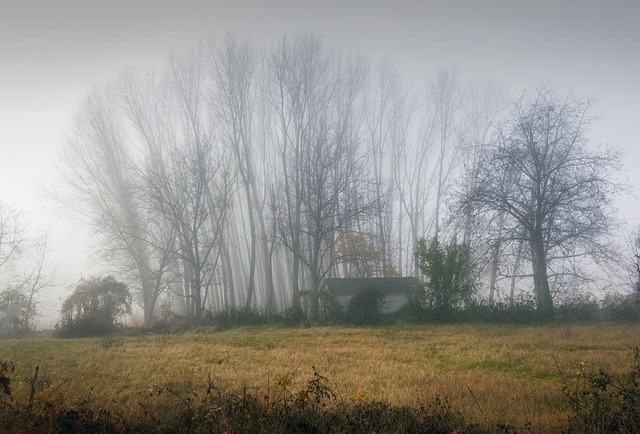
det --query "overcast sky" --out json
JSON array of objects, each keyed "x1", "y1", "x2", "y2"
[{"x1": 1, "y1": 0, "x2": 639, "y2": 323}]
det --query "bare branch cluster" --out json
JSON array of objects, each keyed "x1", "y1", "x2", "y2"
[{"x1": 455, "y1": 85, "x2": 626, "y2": 315}]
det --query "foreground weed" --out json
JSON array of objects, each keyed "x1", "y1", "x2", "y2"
[
  {"x1": 2, "y1": 361, "x2": 511, "y2": 433},
  {"x1": 294, "y1": 366, "x2": 336, "y2": 411},
  {"x1": 0, "y1": 360, "x2": 14, "y2": 396},
  {"x1": 556, "y1": 346, "x2": 640, "y2": 433},
  {"x1": 0, "y1": 363, "x2": 71, "y2": 433}
]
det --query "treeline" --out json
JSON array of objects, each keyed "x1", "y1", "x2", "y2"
[{"x1": 55, "y1": 33, "x2": 631, "y2": 326}]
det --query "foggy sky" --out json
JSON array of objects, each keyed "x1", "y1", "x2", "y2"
[{"x1": 1, "y1": 0, "x2": 639, "y2": 324}]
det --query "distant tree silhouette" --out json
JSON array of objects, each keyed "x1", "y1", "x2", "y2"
[{"x1": 58, "y1": 276, "x2": 131, "y2": 337}]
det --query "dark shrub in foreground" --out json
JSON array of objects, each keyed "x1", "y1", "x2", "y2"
[
  {"x1": 558, "y1": 346, "x2": 640, "y2": 433},
  {"x1": 0, "y1": 363, "x2": 500, "y2": 433},
  {"x1": 4, "y1": 353, "x2": 640, "y2": 433}
]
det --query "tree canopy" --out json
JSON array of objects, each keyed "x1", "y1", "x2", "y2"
[{"x1": 58, "y1": 275, "x2": 132, "y2": 337}]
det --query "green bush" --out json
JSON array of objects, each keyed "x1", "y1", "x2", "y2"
[
  {"x1": 344, "y1": 287, "x2": 387, "y2": 325},
  {"x1": 415, "y1": 237, "x2": 474, "y2": 320},
  {"x1": 56, "y1": 276, "x2": 131, "y2": 338}
]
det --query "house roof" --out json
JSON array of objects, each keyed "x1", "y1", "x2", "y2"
[{"x1": 323, "y1": 277, "x2": 422, "y2": 296}]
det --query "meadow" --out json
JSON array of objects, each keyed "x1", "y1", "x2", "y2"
[{"x1": 2, "y1": 322, "x2": 640, "y2": 432}]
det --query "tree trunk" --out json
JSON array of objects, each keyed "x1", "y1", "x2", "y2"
[
  {"x1": 193, "y1": 265, "x2": 203, "y2": 320},
  {"x1": 488, "y1": 243, "x2": 500, "y2": 305},
  {"x1": 290, "y1": 244, "x2": 302, "y2": 316},
  {"x1": 220, "y1": 233, "x2": 235, "y2": 309},
  {"x1": 244, "y1": 187, "x2": 257, "y2": 310},
  {"x1": 509, "y1": 239, "x2": 524, "y2": 306},
  {"x1": 530, "y1": 231, "x2": 554, "y2": 318},
  {"x1": 309, "y1": 266, "x2": 322, "y2": 321},
  {"x1": 488, "y1": 213, "x2": 506, "y2": 305},
  {"x1": 135, "y1": 258, "x2": 155, "y2": 327},
  {"x1": 251, "y1": 182, "x2": 276, "y2": 315}
]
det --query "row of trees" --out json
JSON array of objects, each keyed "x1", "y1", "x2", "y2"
[{"x1": 55, "y1": 33, "x2": 629, "y2": 325}]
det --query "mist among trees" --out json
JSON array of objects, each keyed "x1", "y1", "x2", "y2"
[
  {"x1": 47, "y1": 33, "x2": 631, "y2": 327},
  {"x1": 0, "y1": 202, "x2": 55, "y2": 334}
]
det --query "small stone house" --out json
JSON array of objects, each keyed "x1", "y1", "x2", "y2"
[{"x1": 323, "y1": 277, "x2": 422, "y2": 314}]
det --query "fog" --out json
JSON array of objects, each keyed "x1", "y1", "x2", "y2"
[{"x1": 1, "y1": 0, "x2": 639, "y2": 328}]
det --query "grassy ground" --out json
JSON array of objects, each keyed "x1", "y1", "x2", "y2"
[{"x1": 2, "y1": 322, "x2": 639, "y2": 431}]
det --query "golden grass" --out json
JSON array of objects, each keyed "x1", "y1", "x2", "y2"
[{"x1": 3, "y1": 322, "x2": 639, "y2": 430}]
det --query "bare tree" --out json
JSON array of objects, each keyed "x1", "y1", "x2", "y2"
[
  {"x1": 395, "y1": 67, "x2": 465, "y2": 277},
  {"x1": 57, "y1": 86, "x2": 170, "y2": 327},
  {"x1": 632, "y1": 226, "x2": 640, "y2": 294},
  {"x1": 2, "y1": 231, "x2": 56, "y2": 331},
  {"x1": 362, "y1": 62, "x2": 404, "y2": 276},
  {"x1": 0, "y1": 209, "x2": 55, "y2": 333},
  {"x1": 268, "y1": 34, "x2": 326, "y2": 315},
  {"x1": 211, "y1": 36, "x2": 276, "y2": 312},
  {"x1": 0, "y1": 202, "x2": 25, "y2": 272},
  {"x1": 428, "y1": 67, "x2": 466, "y2": 240},
  {"x1": 145, "y1": 136, "x2": 234, "y2": 320},
  {"x1": 146, "y1": 47, "x2": 236, "y2": 320},
  {"x1": 457, "y1": 85, "x2": 625, "y2": 317},
  {"x1": 456, "y1": 80, "x2": 508, "y2": 304},
  {"x1": 299, "y1": 119, "x2": 373, "y2": 318},
  {"x1": 268, "y1": 35, "x2": 373, "y2": 318}
]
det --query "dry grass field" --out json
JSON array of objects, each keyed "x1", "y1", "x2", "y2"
[{"x1": 2, "y1": 322, "x2": 640, "y2": 432}]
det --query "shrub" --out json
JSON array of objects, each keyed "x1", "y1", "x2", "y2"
[
  {"x1": 281, "y1": 302, "x2": 307, "y2": 327},
  {"x1": 150, "y1": 298, "x2": 186, "y2": 333},
  {"x1": 601, "y1": 292, "x2": 639, "y2": 322},
  {"x1": 463, "y1": 300, "x2": 539, "y2": 324},
  {"x1": 344, "y1": 287, "x2": 386, "y2": 325},
  {"x1": 554, "y1": 298, "x2": 600, "y2": 322},
  {"x1": 558, "y1": 347, "x2": 640, "y2": 433},
  {"x1": 209, "y1": 307, "x2": 265, "y2": 329},
  {"x1": 318, "y1": 290, "x2": 343, "y2": 324},
  {"x1": 56, "y1": 276, "x2": 131, "y2": 338},
  {"x1": 415, "y1": 236, "x2": 474, "y2": 320},
  {"x1": 0, "y1": 288, "x2": 29, "y2": 336},
  {"x1": 0, "y1": 360, "x2": 13, "y2": 396}
]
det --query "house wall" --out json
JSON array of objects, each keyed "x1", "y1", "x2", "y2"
[
  {"x1": 384, "y1": 294, "x2": 410, "y2": 313},
  {"x1": 334, "y1": 295, "x2": 352, "y2": 308}
]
